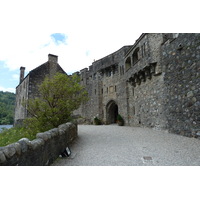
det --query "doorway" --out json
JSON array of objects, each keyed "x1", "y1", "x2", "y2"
[{"x1": 106, "y1": 100, "x2": 118, "y2": 124}]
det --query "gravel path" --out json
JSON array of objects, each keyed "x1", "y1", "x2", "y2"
[{"x1": 52, "y1": 125, "x2": 200, "y2": 166}]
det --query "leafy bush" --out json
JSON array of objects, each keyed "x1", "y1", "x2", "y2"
[
  {"x1": 23, "y1": 73, "x2": 88, "y2": 135},
  {"x1": 0, "y1": 127, "x2": 36, "y2": 147},
  {"x1": 94, "y1": 117, "x2": 102, "y2": 125},
  {"x1": 0, "y1": 91, "x2": 15, "y2": 125},
  {"x1": 117, "y1": 114, "x2": 124, "y2": 126}
]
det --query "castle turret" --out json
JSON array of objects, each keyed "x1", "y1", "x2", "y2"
[{"x1": 19, "y1": 66, "x2": 25, "y2": 83}]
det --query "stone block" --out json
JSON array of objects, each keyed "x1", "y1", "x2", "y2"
[
  {"x1": 58, "y1": 123, "x2": 70, "y2": 135},
  {"x1": 36, "y1": 132, "x2": 49, "y2": 141},
  {"x1": 0, "y1": 151, "x2": 6, "y2": 163},
  {"x1": 30, "y1": 138, "x2": 44, "y2": 150},
  {"x1": 17, "y1": 138, "x2": 31, "y2": 153},
  {"x1": 48, "y1": 128, "x2": 59, "y2": 137},
  {"x1": 3, "y1": 145, "x2": 16, "y2": 159}
]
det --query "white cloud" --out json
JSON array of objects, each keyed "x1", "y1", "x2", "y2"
[
  {"x1": 0, "y1": 86, "x2": 15, "y2": 93},
  {"x1": 0, "y1": 0, "x2": 196, "y2": 79},
  {"x1": 0, "y1": 0, "x2": 143, "y2": 75}
]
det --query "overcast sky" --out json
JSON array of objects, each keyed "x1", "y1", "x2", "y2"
[{"x1": 0, "y1": 0, "x2": 198, "y2": 93}]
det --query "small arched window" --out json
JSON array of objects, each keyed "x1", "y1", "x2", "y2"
[
  {"x1": 132, "y1": 47, "x2": 139, "y2": 65},
  {"x1": 125, "y1": 57, "x2": 131, "y2": 71}
]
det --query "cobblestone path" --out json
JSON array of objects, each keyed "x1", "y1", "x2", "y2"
[{"x1": 52, "y1": 125, "x2": 200, "y2": 166}]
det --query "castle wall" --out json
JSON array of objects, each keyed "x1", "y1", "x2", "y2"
[
  {"x1": 127, "y1": 74, "x2": 166, "y2": 129},
  {"x1": 14, "y1": 75, "x2": 30, "y2": 125},
  {"x1": 28, "y1": 62, "x2": 65, "y2": 99},
  {"x1": 76, "y1": 46, "x2": 131, "y2": 124},
  {"x1": 124, "y1": 34, "x2": 167, "y2": 129},
  {"x1": 162, "y1": 33, "x2": 200, "y2": 136}
]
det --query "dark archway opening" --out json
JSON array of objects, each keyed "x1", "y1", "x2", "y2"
[{"x1": 106, "y1": 100, "x2": 118, "y2": 124}]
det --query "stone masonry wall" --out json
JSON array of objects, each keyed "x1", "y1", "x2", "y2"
[
  {"x1": 75, "y1": 33, "x2": 200, "y2": 136},
  {"x1": 0, "y1": 122, "x2": 77, "y2": 166},
  {"x1": 28, "y1": 62, "x2": 65, "y2": 100},
  {"x1": 75, "y1": 46, "x2": 131, "y2": 124},
  {"x1": 127, "y1": 74, "x2": 167, "y2": 129},
  {"x1": 124, "y1": 34, "x2": 167, "y2": 128},
  {"x1": 162, "y1": 33, "x2": 200, "y2": 136},
  {"x1": 15, "y1": 75, "x2": 30, "y2": 125}
]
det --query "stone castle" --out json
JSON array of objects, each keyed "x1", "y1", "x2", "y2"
[{"x1": 14, "y1": 33, "x2": 200, "y2": 137}]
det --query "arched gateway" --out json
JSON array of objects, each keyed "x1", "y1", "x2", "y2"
[{"x1": 106, "y1": 100, "x2": 118, "y2": 124}]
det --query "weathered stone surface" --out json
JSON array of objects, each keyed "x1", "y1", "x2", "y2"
[
  {"x1": 0, "y1": 151, "x2": 6, "y2": 163},
  {"x1": 0, "y1": 122, "x2": 77, "y2": 166},
  {"x1": 17, "y1": 138, "x2": 31, "y2": 152},
  {"x1": 162, "y1": 33, "x2": 200, "y2": 136},
  {"x1": 36, "y1": 132, "x2": 49, "y2": 141},
  {"x1": 13, "y1": 143, "x2": 21, "y2": 156},
  {"x1": 58, "y1": 123, "x2": 70, "y2": 135},
  {"x1": 30, "y1": 138, "x2": 44, "y2": 150},
  {"x1": 48, "y1": 128, "x2": 59, "y2": 137},
  {"x1": 3, "y1": 145, "x2": 16, "y2": 159}
]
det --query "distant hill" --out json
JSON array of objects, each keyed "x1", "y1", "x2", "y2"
[{"x1": 0, "y1": 91, "x2": 15, "y2": 125}]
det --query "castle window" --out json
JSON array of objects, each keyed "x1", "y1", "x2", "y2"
[
  {"x1": 132, "y1": 47, "x2": 139, "y2": 65},
  {"x1": 95, "y1": 89, "x2": 96, "y2": 95},
  {"x1": 93, "y1": 73, "x2": 96, "y2": 80},
  {"x1": 115, "y1": 86, "x2": 117, "y2": 92},
  {"x1": 106, "y1": 70, "x2": 112, "y2": 77},
  {"x1": 133, "y1": 106, "x2": 135, "y2": 115},
  {"x1": 141, "y1": 43, "x2": 146, "y2": 58},
  {"x1": 125, "y1": 57, "x2": 131, "y2": 71},
  {"x1": 107, "y1": 87, "x2": 108, "y2": 93},
  {"x1": 120, "y1": 66, "x2": 124, "y2": 75},
  {"x1": 102, "y1": 88, "x2": 103, "y2": 94}
]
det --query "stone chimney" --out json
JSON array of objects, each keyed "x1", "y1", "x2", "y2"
[
  {"x1": 20, "y1": 67, "x2": 25, "y2": 84},
  {"x1": 48, "y1": 54, "x2": 58, "y2": 63}
]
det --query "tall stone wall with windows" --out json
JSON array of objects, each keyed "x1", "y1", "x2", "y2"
[
  {"x1": 124, "y1": 34, "x2": 167, "y2": 128},
  {"x1": 76, "y1": 33, "x2": 200, "y2": 137},
  {"x1": 74, "y1": 46, "x2": 131, "y2": 124}
]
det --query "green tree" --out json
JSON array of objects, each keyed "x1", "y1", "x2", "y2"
[
  {"x1": 24, "y1": 73, "x2": 88, "y2": 134},
  {"x1": 0, "y1": 91, "x2": 15, "y2": 125}
]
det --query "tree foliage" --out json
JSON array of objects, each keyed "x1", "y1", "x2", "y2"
[
  {"x1": 24, "y1": 73, "x2": 88, "y2": 133},
  {"x1": 0, "y1": 91, "x2": 15, "y2": 125}
]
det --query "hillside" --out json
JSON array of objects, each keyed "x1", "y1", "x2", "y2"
[{"x1": 0, "y1": 91, "x2": 15, "y2": 125}]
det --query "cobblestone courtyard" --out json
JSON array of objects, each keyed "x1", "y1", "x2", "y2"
[{"x1": 52, "y1": 125, "x2": 200, "y2": 166}]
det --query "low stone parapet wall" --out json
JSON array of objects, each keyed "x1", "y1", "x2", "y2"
[{"x1": 0, "y1": 122, "x2": 77, "y2": 166}]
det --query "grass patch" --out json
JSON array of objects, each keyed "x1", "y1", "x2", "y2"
[{"x1": 0, "y1": 127, "x2": 36, "y2": 147}]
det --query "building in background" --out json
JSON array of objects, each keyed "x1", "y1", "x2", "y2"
[{"x1": 14, "y1": 54, "x2": 66, "y2": 125}]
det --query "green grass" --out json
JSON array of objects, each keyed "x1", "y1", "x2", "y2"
[{"x1": 0, "y1": 127, "x2": 36, "y2": 147}]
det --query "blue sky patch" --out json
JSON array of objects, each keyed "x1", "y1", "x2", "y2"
[
  {"x1": 85, "y1": 50, "x2": 90, "y2": 56},
  {"x1": 0, "y1": 60, "x2": 6, "y2": 68},
  {"x1": 0, "y1": 61, "x2": 24, "y2": 93},
  {"x1": 51, "y1": 33, "x2": 67, "y2": 45}
]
